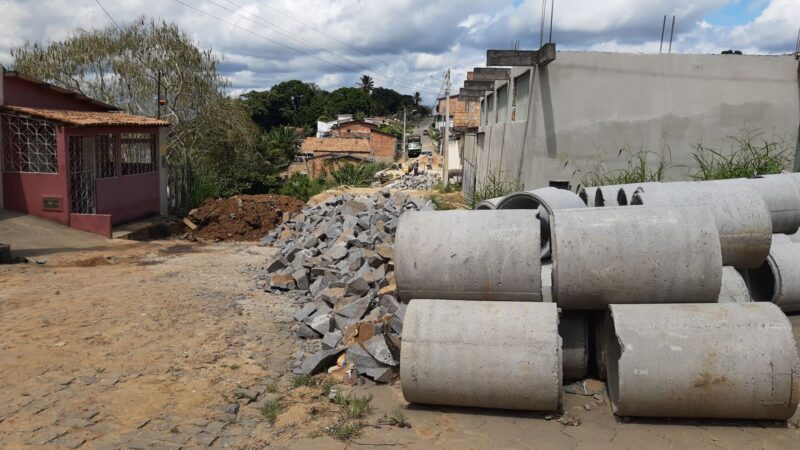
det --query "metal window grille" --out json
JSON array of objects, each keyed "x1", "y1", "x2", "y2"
[
  {"x1": 68, "y1": 136, "x2": 97, "y2": 214},
  {"x1": 1, "y1": 113, "x2": 58, "y2": 173},
  {"x1": 95, "y1": 134, "x2": 116, "y2": 178},
  {"x1": 121, "y1": 133, "x2": 156, "y2": 175}
]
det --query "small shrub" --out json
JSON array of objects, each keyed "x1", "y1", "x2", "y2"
[
  {"x1": 333, "y1": 392, "x2": 373, "y2": 419},
  {"x1": 292, "y1": 374, "x2": 315, "y2": 388},
  {"x1": 265, "y1": 382, "x2": 279, "y2": 393},
  {"x1": 690, "y1": 128, "x2": 791, "y2": 180},
  {"x1": 325, "y1": 420, "x2": 363, "y2": 441},
  {"x1": 260, "y1": 399, "x2": 284, "y2": 423},
  {"x1": 279, "y1": 172, "x2": 328, "y2": 202},
  {"x1": 575, "y1": 147, "x2": 674, "y2": 190}
]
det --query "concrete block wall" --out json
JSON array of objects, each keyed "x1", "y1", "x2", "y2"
[
  {"x1": 467, "y1": 52, "x2": 800, "y2": 191},
  {"x1": 301, "y1": 137, "x2": 371, "y2": 155}
]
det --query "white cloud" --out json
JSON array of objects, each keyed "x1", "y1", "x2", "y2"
[{"x1": 0, "y1": 0, "x2": 797, "y2": 105}]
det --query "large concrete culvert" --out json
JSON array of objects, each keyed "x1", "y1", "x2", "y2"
[
  {"x1": 400, "y1": 300, "x2": 562, "y2": 411},
  {"x1": 605, "y1": 303, "x2": 799, "y2": 420},
  {"x1": 474, "y1": 196, "x2": 503, "y2": 210},
  {"x1": 395, "y1": 210, "x2": 542, "y2": 302},
  {"x1": 746, "y1": 242, "x2": 800, "y2": 313},
  {"x1": 496, "y1": 187, "x2": 586, "y2": 260},
  {"x1": 551, "y1": 206, "x2": 722, "y2": 309}
]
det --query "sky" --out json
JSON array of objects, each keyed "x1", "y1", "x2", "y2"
[{"x1": 0, "y1": 0, "x2": 798, "y2": 104}]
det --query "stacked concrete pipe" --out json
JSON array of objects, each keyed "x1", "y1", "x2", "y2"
[
  {"x1": 395, "y1": 210, "x2": 542, "y2": 301},
  {"x1": 474, "y1": 196, "x2": 503, "y2": 210},
  {"x1": 551, "y1": 206, "x2": 722, "y2": 309},
  {"x1": 496, "y1": 187, "x2": 586, "y2": 259},
  {"x1": 746, "y1": 241, "x2": 800, "y2": 313},
  {"x1": 718, "y1": 266, "x2": 751, "y2": 303},
  {"x1": 707, "y1": 176, "x2": 800, "y2": 234},
  {"x1": 559, "y1": 312, "x2": 589, "y2": 380},
  {"x1": 631, "y1": 187, "x2": 772, "y2": 268},
  {"x1": 401, "y1": 300, "x2": 561, "y2": 411},
  {"x1": 605, "y1": 303, "x2": 799, "y2": 420},
  {"x1": 578, "y1": 186, "x2": 598, "y2": 206}
]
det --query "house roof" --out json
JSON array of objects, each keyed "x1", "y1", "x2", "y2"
[
  {"x1": 2, "y1": 70, "x2": 120, "y2": 111},
  {"x1": 0, "y1": 105, "x2": 170, "y2": 127}
]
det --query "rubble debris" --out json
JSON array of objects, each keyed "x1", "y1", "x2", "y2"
[
  {"x1": 383, "y1": 172, "x2": 439, "y2": 190},
  {"x1": 261, "y1": 190, "x2": 435, "y2": 381},
  {"x1": 186, "y1": 194, "x2": 305, "y2": 242}
]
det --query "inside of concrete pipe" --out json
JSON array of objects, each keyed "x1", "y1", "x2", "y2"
[
  {"x1": 747, "y1": 259, "x2": 777, "y2": 303},
  {"x1": 594, "y1": 189, "x2": 606, "y2": 207},
  {"x1": 616, "y1": 188, "x2": 629, "y2": 206},
  {"x1": 630, "y1": 194, "x2": 644, "y2": 206},
  {"x1": 578, "y1": 188, "x2": 589, "y2": 205},
  {"x1": 603, "y1": 311, "x2": 622, "y2": 414}
]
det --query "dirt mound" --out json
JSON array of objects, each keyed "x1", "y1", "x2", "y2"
[{"x1": 186, "y1": 194, "x2": 305, "y2": 242}]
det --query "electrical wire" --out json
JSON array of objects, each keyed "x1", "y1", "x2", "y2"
[
  {"x1": 94, "y1": 0, "x2": 122, "y2": 31},
  {"x1": 199, "y1": 0, "x2": 440, "y2": 94}
]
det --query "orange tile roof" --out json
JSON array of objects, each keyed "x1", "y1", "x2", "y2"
[{"x1": 0, "y1": 105, "x2": 170, "y2": 127}]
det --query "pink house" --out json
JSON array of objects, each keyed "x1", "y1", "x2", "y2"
[{"x1": 0, "y1": 68, "x2": 170, "y2": 237}]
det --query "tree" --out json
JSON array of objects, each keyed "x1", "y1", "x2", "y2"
[
  {"x1": 357, "y1": 75, "x2": 374, "y2": 93},
  {"x1": 12, "y1": 18, "x2": 279, "y2": 211},
  {"x1": 413, "y1": 91, "x2": 422, "y2": 106},
  {"x1": 241, "y1": 80, "x2": 325, "y2": 131},
  {"x1": 327, "y1": 87, "x2": 374, "y2": 116}
]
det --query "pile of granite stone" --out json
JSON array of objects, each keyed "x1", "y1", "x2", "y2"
[
  {"x1": 260, "y1": 189, "x2": 435, "y2": 382},
  {"x1": 385, "y1": 172, "x2": 439, "y2": 190}
]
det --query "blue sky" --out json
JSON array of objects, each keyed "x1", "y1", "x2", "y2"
[{"x1": 0, "y1": 0, "x2": 798, "y2": 103}]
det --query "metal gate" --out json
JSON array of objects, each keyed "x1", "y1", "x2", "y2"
[{"x1": 68, "y1": 136, "x2": 96, "y2": 214}]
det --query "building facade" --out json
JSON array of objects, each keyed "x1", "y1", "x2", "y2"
[
  {"x1": 0, "y1": 68, "x2": 169, "y2": 237},
  {"x1": 436, "y1": 95, "x2": 481, "y2": 131},
  {"x1": 300, "y1": 120, "x2": 396, "y2": 162}
]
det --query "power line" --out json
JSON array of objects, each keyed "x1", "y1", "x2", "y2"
[
  {"x1": 94, "y1": 0, "x2": 122, "y2": 31},
  {"x1": 201, "y1": 0, "x2": 440, "y2": 94}
]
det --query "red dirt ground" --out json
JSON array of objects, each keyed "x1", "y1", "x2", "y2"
[{"x1": 186, "y1": 194, "x2": 305, "y2": 242}]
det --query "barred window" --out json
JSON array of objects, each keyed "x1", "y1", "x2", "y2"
[
  {"x1": 1, "y1": 113, "x2": 58, "y2": 173},
  {"x1": 121, "y1": 133, "x2": 156, "y2": 175},
  {"x1": 95, "y1": 134, "x2": 116, "y2": 178}
]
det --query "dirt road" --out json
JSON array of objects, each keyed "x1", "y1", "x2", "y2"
[{"x1": 1, "y1": 241, "x2": 798, "y2": 449}]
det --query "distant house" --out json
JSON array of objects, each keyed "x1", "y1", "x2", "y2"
[
  {"x1": 436, "y1": 95, "x2": 481, "y2": 132},
  {"x1": 300, "y1": 119, "x2": 397, "y2": 164},
  {"x1": 0, "y1": 67, "x2": 170, "y2": 237}
]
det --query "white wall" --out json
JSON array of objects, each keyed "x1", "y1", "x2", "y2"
[{"x1": 473, "y1": 52, "x2": 800, "y2": 191}]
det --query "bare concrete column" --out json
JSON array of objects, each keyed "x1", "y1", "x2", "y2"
[
  {"x1": 496, "y1": 187, "x2": 586, "y2": 259},
  {"x1": 560, "y1": 312, "x2": 588, "y2": 380},
  {"x1": 631, "y1": 187, "x2": 772, "y2": 268},
  {"x1": 747, "y1": 241, "x2": 800, "y2": 313},
  {"x1": 475, "y1": 196, "x2": 503, "y2": 210},
  {"x1": 401, "y1": 300, "x2": 561, "y2": 411},
  {"x1": 606, "y1": 303, "x2": 799, "y2": 420},
  {"x1": 396, "y1": 210, "x2": 542, "y2": 301},
  {"x1": 718, "y1": 266, "x2": 751, "y2": 303},
  {"x1": 551, "y1": 206, "x2": 722, "y2": 309},
  {"x1": 158, "y1": 127, "x2": 169, "y2": 216}
]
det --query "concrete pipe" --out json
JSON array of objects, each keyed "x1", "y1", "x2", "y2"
[
  {"x1": 551, "y1": 206, "x2": 722, "y2": 309},
  {"x1": 496, "y1": 187, "x2": 586, "y2": 259},
  {"x1": 542, "y1": 262, "x2": 553, "y2": 303},
  {"x1": 593, "y1": 185, "x2": 624, "y2": 207},
  {"x1": 605, "y1": 303, "x2": 800, "y2": 420},
  {"x1": 396, "y1": 210, "x2": 542, "y2": 301},
  {"x1": 401, "y1": 300, "x2": 561, "y2": 411},
  {"x1": 578, "y1": 187, "x2": 598, "y2": 206},
  {"x1": 475, "y1": 196, "x2": 503, "y2": 210},
  {"x1": 591, "y1": 312, "x2": 608, "y2": 381},
  {"x1": 747, "y1": 241, "x2": 800, "y2": 313},
  {"x1": 631, "y1": 187, "x2": 772, "y2": 268},
  {"x1": 711, "y1": 176, "x2": 800, "y2": 234},
  {"x1": 718, "y1": 266, "x2": 751, "y2": 303},
  {"x1": 616, "y1": 182, "x2": 661, "y2": 206},
  {"x1": 560, "y1": 312, "x2": 588, "y2": 381},
  {"x1": 773, "y1": 233, "x2": 794, "y2": 245}
]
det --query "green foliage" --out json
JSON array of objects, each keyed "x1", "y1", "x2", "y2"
[
  {"x1": 260, "y1": 400, "x2": 284, "y2": 423},
  {"x1": 279, "y1": 172, "x2": 329, "y2": 202},
  {"x1": 241, "y1": 80, "x2": 327, "y2": 130},
  {"x1": 690, "y1": 128, "x2": 791, "y2": 180},
  {"x1": 575, "y1": 147, "x2": 674, "y2": 190},
  {"x1": 379, "y1": 122, "x2": 404, "y2": 138},
  {"x1": 357, "y1": 75, "x2": 375, "y2": 93},
  {"x1": 332, "y1": 392, "x2": 373, "y2": 419},
  {"x1": 325, "y1": 420, "x2": 363, "y2": 440},
  {"x1": 326, "y1": 161, "x2": 390, "y2": 187},
  {"x1": 469, "y1": 172, "x2": 523, "y2": 209}
]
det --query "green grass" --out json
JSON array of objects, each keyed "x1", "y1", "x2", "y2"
[
  {"x1": 260, "y1": 399, "x2": 284, "y2": 423},
  {"x1": 265, "y1": 382, "x2": 279, "y2": 393},
  {"x1": 468, "y1": 171, "x2": 523, "y2": 209},
  {"x1": 575, "y1": 147, "x2": 675, "y2": 190},
  {"x1": 332, "y1": 392, "x2": 373, "y2": 419},
  {"x1": 325, "y1": 420, "x2": 363, "y2": 440},
  {"x1": 690, "y1": 128, "x2": 791, "y2": 180},
  {"x1": 291, "y1": 374, "x2": 316, "y2": 388},
  {"x1": 379, "y1": 409, "x2": 408, "y2": 427}
]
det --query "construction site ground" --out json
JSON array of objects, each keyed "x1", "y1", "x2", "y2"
[{"x1": 1, "y1": 237, "x2": 799, "y2": 449}]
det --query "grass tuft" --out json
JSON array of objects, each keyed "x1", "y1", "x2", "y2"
[
  {"x1": 332, "y1": 392, "x2": 373, "y2": 419},
  {"x1": 260, "y1": 399, "x2": 284, "y2": 423},
  {"x1": 468, "y1": 171, "x2": 523, "y2": 209},
  {"x1": 291, "y1": 374, "x2": 316, "y2": 388},
  {"x1": 690, "y1": 128, "x2": 791, "y2": 180},
  {"x1": 325, "y1": 420, "x2": 363, "y2": 440}
]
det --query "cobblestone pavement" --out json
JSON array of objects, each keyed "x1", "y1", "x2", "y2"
[{"x1": 1, "y1": 241, "x2": 799, "y2": 449}]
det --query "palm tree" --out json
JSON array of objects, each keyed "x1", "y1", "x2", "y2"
[
  {"x1": 357, "y1": 75, "x2": 374, "y2": 93},
  {"x1": 413, "y1": 91, "x2": 422, "y2": 106}
]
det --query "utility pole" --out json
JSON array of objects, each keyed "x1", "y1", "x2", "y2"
[
  {"x1": 442, "y1": 69, "x2": 451, "y2": 186},
  {"x1": 402, "y1": 107, "x2": 407, "y2": 159},
  {"x1": 156, "y1": 71, "x2": 162, "y2": 119}
]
